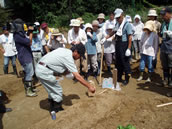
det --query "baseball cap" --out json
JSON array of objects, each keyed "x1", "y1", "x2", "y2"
[
  {"x1": 160, "y1": 7, "x2": 172, "y2": 15},
  {"x1": 41, "y1": 22, "x2": 48, "y2": 29},
  {"x1": 2, "y1": 26, "x2": 8, "y2": 30},
  {"x1": 72, "y1": 43, "x2": 86, "y2": 59},
  {"x1": 114, "y1": 8, "x2": 123, "y2": 18}
]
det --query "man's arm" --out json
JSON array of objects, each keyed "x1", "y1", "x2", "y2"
[
  {"x1": 72, "y1": 72, "x2": 96, "y2": 93},
  {"x1": 0, "y1": 46, "x2": 5, "y2": 53},
  {"x1": 128, "y1": 35, "x2": 132, "y2": 49}
]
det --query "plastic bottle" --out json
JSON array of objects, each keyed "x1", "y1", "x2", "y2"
[{"x1": 51, "y1": 111, "x2": 56, "y2": 120}]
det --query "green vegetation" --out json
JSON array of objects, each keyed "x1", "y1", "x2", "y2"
[{"x1": 1, "y1": 0, "x2": 172, "y2": 28}]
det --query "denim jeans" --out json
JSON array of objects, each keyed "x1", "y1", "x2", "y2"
[
  {"x1": 22, "y1": 62, "x2": 34, "y2": 81},
  {"x1": 3, "y1": 55, "x2": 16, "y2": 74},
  {"x1": 140, "y1": 54, "x2": 153, "y2": 72}
]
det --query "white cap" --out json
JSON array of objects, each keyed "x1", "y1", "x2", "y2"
[
  {"x1": 107, "y1": 24, "x2": 114, "y2": 30},
  {"x1": 85, "y1": 23, "x2": 93, "y2": 30},
  {"x1": 34, "y1": 22, "x2": 40, "y2": 26},
  {"x1": 126, "y1": 15, "x2": 132, "y2": 22},
  {"x1": 148, "y1": 9, "x2": 158, "y2": 17},
  {"x1": 114, "y1": 8, "x2": 123, "y2": 18}
]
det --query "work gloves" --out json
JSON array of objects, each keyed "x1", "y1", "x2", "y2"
[{"x1": 125, "y1": 48, "x2": 131, "y2": 57}]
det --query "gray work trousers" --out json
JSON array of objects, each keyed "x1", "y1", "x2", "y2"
[{"x1": 35, "y1": 64, "x2": 63, "y2": 102}]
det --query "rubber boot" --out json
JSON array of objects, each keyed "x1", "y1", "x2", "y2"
[
  {"x1": 107, "y1": 66, "x2": 112, "y2": 74},
  {"x1": 137, "y1": 72, "x2": 143, "y2": 82},
  {"x1": 146, "y1": 72, "x2": 151, "y2": 83},
  {"x1": 13, "y1": 66, "x2": 17, "y2": 75},
  {"x1": 163, "y1": 70, "x2": 169, "y2": 86},
  {"x1": 168, "y1": 69, "x2": 172, "y2": 88},
  {"x1": 83, "y1": 72, "x2": 88, "y2": 81},
  {"x1": 122, "y1": 74, "x2": 130, "y2": 86},
  {"x1": 3, "y1": 66, "x2": 8, "y2": 74},
  {"x1": 24, "y1": 81, "x2": 37, "y2": 97}
]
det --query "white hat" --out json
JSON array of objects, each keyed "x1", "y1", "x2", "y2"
[
  {"x1": 114, "y1": 8, "x2": 123, "y2": 18},
  {"x1": 134, "y1": 14, "x2": 141, "y2": 20},
  {"x1": 126, "y1": 15, "x2": 132, "y2": 22},
  {"x1": 92, "y1": 20, "x2": 99, "y2": 25},
  {"x1": 70, "y1": 19, "x2": 80, "y2": 27},
  {"x1": 107, "y1": 24, "x2": 114, "y2": 30},
  {"x1": 77, "y1": 17, "x2": 84, "y2": 24},
  {"x1": 148, "y1": 9, "x2": 158, "y2": 17},
  {"x1": 34, "y1": 22, "x2": 40, "y2": 26},
  {"x1": 69, "y1": 19, "x2": 75, "y2": 26},
  {"x1": 85, "y1": 23, "x2": 93, "y2": 30},
  {"x1": 97, "y1": 13, "x2": 105, "y2": 19},
  {"x1": 144, "y1": 20, "x2": 156, "y2": 32}
]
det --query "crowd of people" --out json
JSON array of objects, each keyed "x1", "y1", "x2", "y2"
[{"x1": 0, "y1": 7, "x2": 172, "y2": 113}]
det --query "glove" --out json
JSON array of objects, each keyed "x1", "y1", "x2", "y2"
[
  {"x1": 87, "y1": 32, "x2": 93, "y2": 37},
  {"x1": 125, "y1": 48, "x2": 131, "y2": 56},
  {"x1": 166, "y1": 30, "x2": 172, "y2": 38},
  {"x1": 65, "y1": 73, "x2": 74, "y2": 80},
  {"x1": 106, "y1": 37, "x2": 113, "y2": 42},
  {"x1": 100, "y1": 38, "x2": 106, "y2": 44}
]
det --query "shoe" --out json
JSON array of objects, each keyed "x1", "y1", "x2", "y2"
[
  {"x1": 26, "y1": 87, "x2": 37, "y2": 97},
  {"x1": 107, "y1": 66, "x2": 112, "y2": 74},
  {"x1": 73, "y1": 78, "x2": 78, "y2": 84},
  {"x1": 168, "y1": 81, "x2": 172, "y2": 89},
  {"x1": 163, "y1": 78, "x2": 168, "y2": 86},
  {"x1": 50, "y1": 100, "x2": 64, "y2": 112},
  {"x1": 122, "y1": 74, "x2": 130, "y2": 86},
  {"x1": 167, "y1": 92, "x2": 172, "y2": 97},
  {"x1": 145, "y1": 72, "x2": 151, "y2": 83},
  {"x1": 5, "y1": 108, "x2": 12, "y2": 112},
  {"x1": 137, "y1": 72, "x2": 143, "y2": 82}
]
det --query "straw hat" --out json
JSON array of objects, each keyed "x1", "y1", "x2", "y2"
[
  {"x1": 92, "y1": 20, "x2": 99, "y2": 26},
  {"x1": 143, "y1": 20, "x2": 156, "y2": 32},
  {"x1": 97, "y1": 13, "x2": 105, "y2": 19},
  {"x1": 148, "y1": 9, "x2": 158, "y2": 17},
  {"x1": 70, "y1": 19, "x2": 80, "y2": 27},
  {"x1": 77, "y1": 17, "x2": 84, "y2": 24},
  {"x1": 85, "y1": 23, "x2": 93, "y2": 30},
  {"x1": 52, "y1": 28, "x2": 61, "y2": 36}
]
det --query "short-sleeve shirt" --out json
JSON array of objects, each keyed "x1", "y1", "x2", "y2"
[
  {"x1": 39, "y1": 48, "x2": 78, "y2": 73},
  {"x1": 0, "y1": 33, "x2": 17, "y2": 56},
  {"x1": 122, "y1": 21, "x2": 133, "y2": 42}
]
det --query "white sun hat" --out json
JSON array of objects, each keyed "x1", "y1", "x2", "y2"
[
  {"x1": 34, "y1": 22, "x2": 40, "y2": 26},
  {"x1": 85, "y1": 23, "x2": 93, "y2": 30},
  {"x1": 97, "y1": 13, "x2": 105, "y2": 19},
  {"x1": 107, "y1": 24, "x2": 114, "y2": 30},
  {"x1": 126, "y1": 15, "x2": 132, "y2": 22},
  {"x1": 70, "y1": 19, "x2": 81, "y2": 27},
  {"x1": 148, "y1": 9, "x2": 158, "y2": 17}
]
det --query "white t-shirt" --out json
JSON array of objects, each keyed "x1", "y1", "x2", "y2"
[
  {"x1": 39, "y1": 48, "x2": 78, "y2": 73},
  {"x1": 68, "y1": 28, "x2": 87, "y2": 45},
  {"x1": 0, "y1": 33, "x2": 17, "y2": 56}
]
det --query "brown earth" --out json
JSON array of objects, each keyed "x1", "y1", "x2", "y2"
[{"x1": 0, "y1": 51, "x2": 172, "y2": 129}]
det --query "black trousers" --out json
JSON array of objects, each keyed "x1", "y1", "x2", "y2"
[{"x1": 115, "y1": 40, "x2": 131, "y2": 80}]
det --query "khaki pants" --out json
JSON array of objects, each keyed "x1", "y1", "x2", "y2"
[{"x1": 75, "y1": 53, "x2": 88, "y2": 73}]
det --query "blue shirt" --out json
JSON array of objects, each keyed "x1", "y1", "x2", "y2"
[
  {"x1": 85, "y1": 32, "x2": 98, "y2": 55},
  {"x1": 122, "y1": 21, "x2": 133, "y2": 42},
  {"x1": 31, "y1": 34, "x2": 42, "y2": 51},
  {"x1": 14, "y1": 32, "x2": 33, "y2": 65}
]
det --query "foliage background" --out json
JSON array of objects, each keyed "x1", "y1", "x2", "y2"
[{"x1": 0, "y1": 0, "x2": 171, "y2": 30}]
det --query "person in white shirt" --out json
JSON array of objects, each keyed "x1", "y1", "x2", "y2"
[
  {"x1": 133, "y1": 14, "x2": 144, "y2": 60},
  {"x1": 102, "y1": 12, "x2": 116, "y2": 38},
  {"x1": 97, "y1": 13, "x2": 105, "y2": 29},
  {"x1": 102, "y1": 24, "x2": 116, "y2": 74},
  {"x1": 48, "y1": 28, "x2": 67, "y2": 51},
  {"x1": 0, "y1": 26, "x2": 17, "y2": 74},
  {"x1": 68, "y1": 19, "x2": 88, "y2": 80},
  {"x1": 92, "y1": 20, "x2": 104, "y2": 75},
  {"x1": 137, "y1": 21, "x2": 159, "y2": 82}
]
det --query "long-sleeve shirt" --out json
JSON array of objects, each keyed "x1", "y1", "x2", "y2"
[
  {"x1": 133, "y1": 22, "x2": 144, "y2": 40},
  {"x1": 85, "y1": 32, "x2": 98, "y2": 55},
  {"x1": 68, "y1": 28, "x2": 87, "y2": 45},
  {"x1": 95, "y1": 29, "x2": 104, "y2": 53},
  {"x1": 47, "y1": 34, "x2": 67, "y2": 50},
  {"x1": 13, "y1": 32, "x2": 33, "y2": 65},
  {"x1": 139, "y1": 32, "x2": 159, "y2": 57}
]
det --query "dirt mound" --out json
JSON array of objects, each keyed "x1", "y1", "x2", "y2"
[{"x1": 29, "y1": 90, "x2": 172, "y2": 129}]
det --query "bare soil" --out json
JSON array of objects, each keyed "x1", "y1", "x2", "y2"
[{"x1": 0, "y1": 51, "x2": 172, "y2": 129}]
